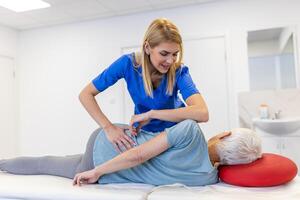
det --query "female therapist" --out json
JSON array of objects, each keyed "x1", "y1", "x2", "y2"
[{"x1": 79, "y1": 18, "x2": 209, "y2": 152}]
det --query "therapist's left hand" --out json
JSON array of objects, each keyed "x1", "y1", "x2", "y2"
[{"x1": 129, "y1": 111, "x2": 152, "y2": 136}]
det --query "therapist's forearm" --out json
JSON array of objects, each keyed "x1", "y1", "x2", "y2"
[
  {"x1": 79, "y1": 90, "x2": 112, "y2": 129},
  {"x1": 149, "y1": 105, "x2": 209, "y2": 123}
]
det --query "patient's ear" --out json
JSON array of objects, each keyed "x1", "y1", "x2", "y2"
[{"x1": 219, "y1": 131, "x2": 231, "y2": 140}]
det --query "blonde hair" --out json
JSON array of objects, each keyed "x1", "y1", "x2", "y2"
[
  {"x1": 138, "y1": 18, "x2": 183, "y2": 97},
  {"x1": 216, "y1": 128, "x2": 262, "y2": 165}
]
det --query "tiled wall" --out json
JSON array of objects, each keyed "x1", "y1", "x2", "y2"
[{"x1": 238, "y1": 88, "x2": 300, "y2": 128}]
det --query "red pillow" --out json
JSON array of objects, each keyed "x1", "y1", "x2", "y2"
[{"x1": 218, "y1": 153, "x2": 298, "y2": 187}]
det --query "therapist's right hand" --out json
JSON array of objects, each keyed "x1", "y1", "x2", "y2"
[{"x1": 103, "y1": 124, "x2": 135, "y2": 153}]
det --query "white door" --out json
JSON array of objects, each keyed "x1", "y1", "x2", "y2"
[
  {"x1": 184, "y1": 37, "x2": 229, "y2": 138},
  {"x1": 0, "y1": 56, "x2": 17, "y2": 158}
]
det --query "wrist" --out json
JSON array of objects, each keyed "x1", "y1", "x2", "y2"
[
  {"x1": 94, "y1": 167, "x2": 104, "y2": 177},
  {"x1": 148, "y1": 110, "x2": 155, "y2": 119},
  {"x1": 103, "y1": 123, "x2": 113, "y2": 131}
]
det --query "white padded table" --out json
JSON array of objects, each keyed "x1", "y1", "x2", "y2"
[
  {"x1": 1, "y1": 172, "x2": 299, "y2": 200},
  {"x1": 147, "y1": 176, "x2": 300, "y2": 200},
  {"x1": 0, "y1": 172, "x2": 154, "y2": 200}
]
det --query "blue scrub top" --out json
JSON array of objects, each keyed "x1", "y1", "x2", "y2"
[{"x1": 92, "y1": 53, "x2": 199, "y2": 132}]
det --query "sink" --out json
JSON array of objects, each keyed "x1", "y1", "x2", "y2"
[{"x1": 252, "y1": 117, "x2": 300, "y2": 135}]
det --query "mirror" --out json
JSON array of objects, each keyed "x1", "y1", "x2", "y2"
[{"x1": 247, "y1": 26, "x2": 298, "y2": 91}]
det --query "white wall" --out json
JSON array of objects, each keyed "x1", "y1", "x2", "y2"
[
  {"x1": 0, "y1": 25, "x2": 18, "y2": 57},
  {"x1": 16, "y1": 0, "x2": 300, "y2": 156}
]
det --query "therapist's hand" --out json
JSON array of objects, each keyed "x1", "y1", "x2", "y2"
[
  {"x1": 129, "y1": 111, "x2": 152, "y2": 136},
  {"x1": 104, "y1": 124, "x2": 135, "y2": 153}
]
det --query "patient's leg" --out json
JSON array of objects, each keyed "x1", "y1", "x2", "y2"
[
  {"x1": 0, "y1": 154, "x2": 82, "y2": 179},
  {"x1": 0, "y1": 128, "x2": 101, "y2": 179}
]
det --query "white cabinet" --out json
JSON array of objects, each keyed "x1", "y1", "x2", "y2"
[
  {"x1": 258, "y1": 132, "x2": 300, "y2": 173},
  {"x1": 281, "y1": 137, "x2": 300, "y2": 169},
  {"x1": 260, "y1": 136, "x2": 281, "y2": 154}
]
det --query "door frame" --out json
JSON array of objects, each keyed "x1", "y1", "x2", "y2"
[{"x1": 0, "y1": 54, "x2": 18, "y2": 157}]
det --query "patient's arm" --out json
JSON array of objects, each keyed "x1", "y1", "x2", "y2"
[{"x1": 73, "y1": 131, "x2": 169, "y2": 186}]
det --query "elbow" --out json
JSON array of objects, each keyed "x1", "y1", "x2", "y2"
[
  {"x1": 78, "y1": 86, "x2": 95, "y2": 103},
  {"x1": 78, "y1": 90, "x2": 85, "y2": 104},
  {"x1": 197, "y1": 108, "x2": 209, "y2": 123},
  {"x1": 202, "y1": 111, "x2": 209, "y2": 122},
  {"x1": 78, "y1": 90, "x2": 83, "y2": 101}
]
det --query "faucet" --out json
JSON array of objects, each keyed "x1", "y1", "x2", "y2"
[{"x1": 274, "y1": 110, "x2": 282, "y2": 119}]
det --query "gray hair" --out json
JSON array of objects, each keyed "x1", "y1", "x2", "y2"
[{"x1": 216, "y1": 128, "x2": 262, "y2": 165}]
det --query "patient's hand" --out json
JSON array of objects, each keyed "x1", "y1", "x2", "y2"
[{"x1": 73, "y1": 169, "x2": 100, "y2": 186}]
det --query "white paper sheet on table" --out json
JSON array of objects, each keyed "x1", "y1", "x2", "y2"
[
  {"x1": 146, "y1": 176, "x2": 300, "y2": 200},
  {"x1": 0, "y1": 172, "x2": 153, "y2": 200}
]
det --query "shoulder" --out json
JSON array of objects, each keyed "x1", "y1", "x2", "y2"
[
  {"x1": 175, "y1": 64, "x2": 190, "y2": 76},
  {"x1": 175, "y1": 64, "x2": 192, "y2": 83},
  {"x1": 124, "y1": 52, "x2": 141, "y2": 68},
  {"x1": 166, "y1": 120, "x2": 204, "y2": 147},
  {"x1": 118, "y1": 53, "x2": 133, "y2": 65},
  {"x1": 121, "y1": 52, "x2": 143, "y2": 74},
  {"x1": 179, "y1": 119, "x2": 203, "y2": 139},
  {"x1": 133, "y1": 52, "x2": 142, "y2": 67},
  {"x1": 111, "y1": 53, "x2": 138, "y2": 75}
]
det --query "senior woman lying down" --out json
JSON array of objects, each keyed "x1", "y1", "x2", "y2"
[{"x1": 0, "y1": 120, "x2": 262, "y2": 186}]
